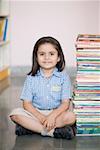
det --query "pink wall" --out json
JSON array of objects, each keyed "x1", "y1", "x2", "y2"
[{"x1": 10, "y1": 1, "x2": 99, "y2": 67}]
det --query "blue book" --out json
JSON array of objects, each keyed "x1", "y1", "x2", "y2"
[
  {"x1": 77, "y1": 127, "x2": 100, "y2": 134},
  {"x1": 3, "y1": 18, "x2": 8, "y2": 41}
]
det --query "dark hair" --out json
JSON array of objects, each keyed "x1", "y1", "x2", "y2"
[{"x1": 28, "y1": 36, "x2": 65, "y2": 76}]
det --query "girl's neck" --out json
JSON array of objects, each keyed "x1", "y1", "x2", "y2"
[{"x1": 41, "y1": 68, "x2": 55, "y2": 78}]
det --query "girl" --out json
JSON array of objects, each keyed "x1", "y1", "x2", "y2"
[{"x1": 10, "y1": 36, "x2": 76, "y2": 139}]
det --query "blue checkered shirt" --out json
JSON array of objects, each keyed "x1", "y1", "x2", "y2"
[{"x1": 20, "y1": 68, "x2": 72, "y2": 110}]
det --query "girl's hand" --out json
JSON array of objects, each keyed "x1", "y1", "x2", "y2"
[
  {"x1": 37, "y1": 113, "x2": 47, "y2": 125},
  {"x1": 43, "y1": 114, "x2": 56, "y2": 131}
]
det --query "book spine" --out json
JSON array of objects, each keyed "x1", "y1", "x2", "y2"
[{"x1": 3, "y1": 18, "x2": 8, "y2": 41}]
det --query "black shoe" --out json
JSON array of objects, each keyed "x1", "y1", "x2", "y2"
[
  {"x1": 53, "y1": 124, "x2": 77, "y2": 140},
  {"x1": 15, "y1": 124, "x2": 34, "y2": 136},
  {"x1": 71, "y1": 122, "x2": 77, "y2": 136}
]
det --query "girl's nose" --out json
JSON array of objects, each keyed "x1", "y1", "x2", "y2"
[{"x1": 45, "y1": 54, "x2": 49, "y2": 59}]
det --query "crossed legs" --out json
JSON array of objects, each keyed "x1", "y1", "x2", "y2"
[{"x1": 10, "y1": 110, "x2": 76, "y2": 135}]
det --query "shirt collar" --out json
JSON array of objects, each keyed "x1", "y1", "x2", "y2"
[{"x1": 36, "y1": 67, "x2": 61, "y2": 78}]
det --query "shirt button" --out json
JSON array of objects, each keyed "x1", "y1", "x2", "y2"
[{"x1": 47, "y1": 96, "x2": 48, "y2": 99}]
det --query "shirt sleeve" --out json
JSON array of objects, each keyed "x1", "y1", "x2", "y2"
[
  {"x1": 20, "y1": 75, "x2": 33, "y2": 101},
  {"x1": 61, "y1": 73, "x2": 72, "y2": 101}
]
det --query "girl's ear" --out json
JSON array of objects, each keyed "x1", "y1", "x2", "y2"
[{"x1": 57, "y1": 56, "x2": 60, "y2": 62}]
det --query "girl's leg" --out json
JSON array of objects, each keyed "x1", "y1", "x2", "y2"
[
  {"x1": 55, "y1": 111, "x2": 76, "y2": 128},
  {"x1": 10, "y1": 115, "x2": 44, "y2": 133},
  {"x1": 10, "y1": 109, "x2": 76, "y2": 138},
  {"x1": 47, "y1": 111, "x2": 76, "y2": 138}
]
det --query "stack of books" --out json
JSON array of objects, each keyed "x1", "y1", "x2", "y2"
[{"x1": 73, "y1": 34, "x2": 100, "y2": 136}]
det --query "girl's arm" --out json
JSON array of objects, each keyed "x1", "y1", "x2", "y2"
[
  {"x1": 23, "y1": 100, "x2": 47, "y2": 124},
  {"x1": 49, "y1": 99, "x2": 70, "y2": 118},
  {"x1": 43, "y1": 99, "x2": 70, "y2": 131}
]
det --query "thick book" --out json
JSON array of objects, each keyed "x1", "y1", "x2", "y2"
[{"x1": 77, "y1": 127, "x2": 100, "y2": 134}]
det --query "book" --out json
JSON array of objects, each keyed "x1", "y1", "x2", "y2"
[
  {"x1": 77, "y1": 127, "x2": 100, "y2": 134},
  {"x1": 0, "y1": 67, "x2": 10, "y2": 81},
  {"x1": 3, "y1": 18, "x2": 8, "y2": 41}
]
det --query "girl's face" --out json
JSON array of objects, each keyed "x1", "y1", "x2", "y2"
[{"x1": 37, "y1": 43, "x2": 60, "y2": 71}]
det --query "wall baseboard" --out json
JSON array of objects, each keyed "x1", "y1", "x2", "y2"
[
  {"x1": 10, "y1": 66, "x2": 77, "y2": 78},
  {"x1": 10, "y1": 66, "x2": 31, "y2": 77}
]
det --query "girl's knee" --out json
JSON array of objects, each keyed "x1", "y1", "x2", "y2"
[
  {"x1": 64, "y1": 111, "x2": 76, "y2": 124},
  {"x1": 70, "y1": 112, "x2": 76, "y2": 123}
]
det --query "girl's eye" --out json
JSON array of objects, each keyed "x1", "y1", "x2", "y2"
[
  {"x1": 50, "y1": 53, "x2": 54, "y2": 55},
  {"x1": 40, "y1": 53, "x2": 44, "y2": 56}
]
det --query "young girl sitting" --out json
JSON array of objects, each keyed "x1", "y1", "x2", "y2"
[{"x1": 10, "y1": 36, "x2": 76, "y2": 139}]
